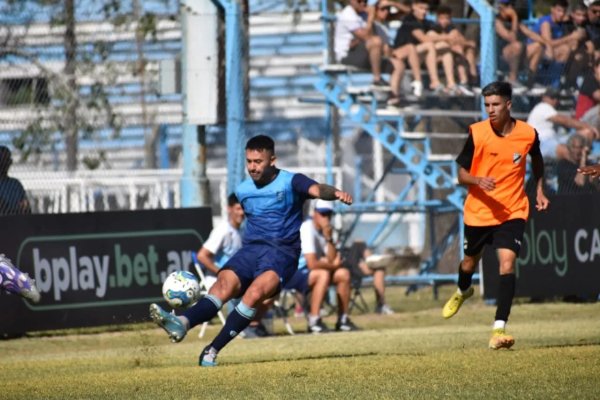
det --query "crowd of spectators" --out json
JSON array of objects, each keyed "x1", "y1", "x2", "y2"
[{"x1": 333, "y1": 0, "x2": 600, "y2": 194}]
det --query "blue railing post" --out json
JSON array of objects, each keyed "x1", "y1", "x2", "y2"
[
  {"x1": 214, "y1": 0, "x2": 247, "y2": 195},
  {"x1": 467, "y1": 0, "x2": 496, "y2": 116}
]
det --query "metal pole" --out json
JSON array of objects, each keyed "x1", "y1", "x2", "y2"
[
  {"x1": 467, "y1": 0, "x2": 496, "y2": 116},
  {"x1": 222, "y1": 0, "x2": 247, "y2": 194},
  {"x1": 180, "y1": 2, "x2": 200, "y2": 207},
  {"x1": 197, "y1": 125, "x2": 210, "y2": 206}
]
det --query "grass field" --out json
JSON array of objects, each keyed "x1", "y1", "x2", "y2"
[{"x1": 2, "y1": 286, "x2": 600, "y2": 399}]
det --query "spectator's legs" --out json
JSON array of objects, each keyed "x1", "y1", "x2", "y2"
[
  {"x1": 307, "y1": 269, "x2": 330, "y2": 319},
  {"x1": 450, "y1": 45, "x2": 469, "y2": 85},
  {"x1": 393, "y1": 44, "x2": 423, "y2": 96},
  {"x1": 389, "y1": 57, "x2": 404, "y2": 98},
  {"x1": 417, "y1": 42, "x2": 442, "y2": 89},
  {"x1": 372, "y1": 269, "x2": 386, "y2": 308},
  {"x1": 435, "y1": 43, "x2": 457, "y2": 89},
  {"x1": 405, "y1": 44, "x2": 423, "y2": 83},
  {"x1": 365, "y1": 35, "x2": 384, "y2": 82},
  {"x1": 503, "y1": 41, "x2": 523, "y2": 83},
  {"x1": 465, "y1": 46, "x2": 478, "y2": 82},
  {"x1": 526, "y1": 42, "x2": 544, "y2": 86},
  {"x1": 332, "y1": 267, "x2": 351, "y2": 317}
]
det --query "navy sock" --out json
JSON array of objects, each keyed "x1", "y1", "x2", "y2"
[
  {"x1": 495, "y1": 274, "x2": 516, "y2": 322},
  {"x1": 211, "y1": 302, "x2": 256, "y2": 352},
  {"x1": 182, "y1": 295, "x2": 222, "y2": 328},
  {"x1": 457, "y1": 262, "x2": 473, "y2": 292}
]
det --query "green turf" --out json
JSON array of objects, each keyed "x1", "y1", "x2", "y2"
[{"x1": 2, "y1": 286, "x2": 599, "y2": 399}]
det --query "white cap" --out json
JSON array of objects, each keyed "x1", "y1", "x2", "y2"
[
  {"x1": 314, "y1": 199, "x2": 334, "y2": 214},
  {"x1": 584, "y1": 0, "x2": 600, "y2": 7}
]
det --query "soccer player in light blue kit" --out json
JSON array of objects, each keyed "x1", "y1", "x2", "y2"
[{"x1": 150, "y1": 135, "x2": 353, "y2": 366}]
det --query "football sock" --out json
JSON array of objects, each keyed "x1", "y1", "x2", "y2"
[
  {"x1": 493, "y1": 320, "x2": 506, "y2": 331},
  {"x1": 457, "y1": 262, "x2": 473, "y2": 292},
  {"x1": 495, "y1": 273, "x2": 516, "y2": 322},
  {"x1": 308, "y1": 315, "x2": 320, "y2": 326},
  {"x1": 211, "y1": 302, "x2": 256, "y2": 352},
  {"x1": 182, "y1": 294, "x2": 222, "y2": 328}
]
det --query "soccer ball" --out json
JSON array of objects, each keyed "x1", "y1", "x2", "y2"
[{"x1": 162, "y1": 271, "x2": 201, "y2": 309}]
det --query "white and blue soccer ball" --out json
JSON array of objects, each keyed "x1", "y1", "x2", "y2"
[{"x1": 161, "y1": 270, "x2": 201, "y2": 309}]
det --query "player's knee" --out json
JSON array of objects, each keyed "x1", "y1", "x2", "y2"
[
  {"x1": 242, "y1": 286, "x2": 265, "y2": 306},
  {"x1": 461, "y1": 257, "x2": 478, "y2": 273}
]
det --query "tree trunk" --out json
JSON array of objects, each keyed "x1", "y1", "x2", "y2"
[{"x1": 64, "y1": 0, "x2": 78, "y2": 171}]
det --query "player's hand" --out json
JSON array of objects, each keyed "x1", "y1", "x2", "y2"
[
  {"x1": 477, "y1": 176, "x2": 496, "y2": 191},
  {"x1": 535, "y1": 190, "x2": 550, "y2": 211},
  {"x1": 335, "y1": 190, "x2": 353, "y2": 205}
]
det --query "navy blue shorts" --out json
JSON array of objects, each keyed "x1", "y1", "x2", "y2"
[
  {"x1": 222, "y1": 243, "x2": 299, "y2": 296},
  {"x1": 283, "y1": 268, "x2": 309, "y2": 294}
]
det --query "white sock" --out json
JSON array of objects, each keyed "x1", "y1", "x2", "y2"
[
  {"x1": 457, "y1": 287, "x2": 469, "y2": 295},
  {"x1": 493, "y1": 320, "x2": 506, "y2": 331},
  {"x1": 339, "y1": 313, "x2": 348, "y2": 324},
  {"x1": 308, "y1": 315, "x2": 320, "y2": 326}
]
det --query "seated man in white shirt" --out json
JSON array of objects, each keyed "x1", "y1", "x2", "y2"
[
  {"x1": 297, "y1": 200, "x2": 359, "y2": 332},
  {"x1": 526, "y1": 87, "x2": 598, "y2": 160},
  {"x1": 334, "y1": 0, "x2": 404, "y2": 102},
  {"x1": 197, "y1": 193, "x2": 244, "y2": 289}
]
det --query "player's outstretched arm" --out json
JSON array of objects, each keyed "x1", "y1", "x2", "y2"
[
  {"x1": 577, "y1": 164, "x2": 600, "y2": 179},
  {"x1": 308, "y1": 183, "x2": 353, "y2": 205}
]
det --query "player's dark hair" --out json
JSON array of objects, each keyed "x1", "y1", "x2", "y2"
[
  {"x1": 246, "y1": 135, "x2": 275, "y2": 154},
  {"x1": 227, "y1": 193, "x2": 240, "y2": 207},
  {"x1": 481, "y1": 81, "x2": 512, "y2": 100}
]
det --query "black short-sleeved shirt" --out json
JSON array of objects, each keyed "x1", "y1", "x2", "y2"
[
  {"x1": 556, "y1": 159, "x2": 598, "y2": 194},
  {"x1": 431, "y1": 23, "x2": 454, "y2": 35},
  {"x1": 393, "y1": 13, "x2": 435, "y2": 48},
  {"x1": 579, "y1": 72, "x2": 600, "y2": 98},
  {"x1": 455, "y1": 123, "x2": 542, "y2": 171}
]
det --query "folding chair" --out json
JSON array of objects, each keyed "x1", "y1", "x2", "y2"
[
  {"x1": 191, "y1": 252, "x2": 226, "y2": 338},
  {"x1": 343, "y1": 241, "x2": 370, "y2": 314},
  {"x1": 272, "y1": 288, "x2": 306, "y2": 335}
]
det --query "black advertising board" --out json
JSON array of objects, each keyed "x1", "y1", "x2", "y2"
[
  {"x1": 482, "y1": 193, "x2": 600, "y2": 299},
  {"x1": 0, "y1": 208, "x2": 212, "y2": 334}
]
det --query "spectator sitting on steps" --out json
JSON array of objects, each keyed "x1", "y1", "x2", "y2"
[
  {"x1": 334, "y1": 0, "x2": 405, "y2": 103},
  {"x1": 526, "y1": 87, "x2": 598, "y2": 160}
]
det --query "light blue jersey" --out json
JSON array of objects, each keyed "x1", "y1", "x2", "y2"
[{"x1": 236, "y1": 169, "x2": 316, "y2": 251}]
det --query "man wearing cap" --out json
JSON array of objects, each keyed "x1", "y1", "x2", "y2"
[
  {"x1": 527, "y1": 87, "x2": 598, "y2": 160},
  {"x1": 296, "y1": 199, "x2": 358, "y2": 332}
]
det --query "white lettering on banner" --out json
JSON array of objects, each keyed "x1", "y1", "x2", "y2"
[
  {"x1": 33, "y1": 247, "x2": 111, "y2": 301},
  {"x1": 574, "y1": 228, "x2": 600, "y2": 263},
  {"x1": 32, "y1": 246, "x2": 193, "y2": 302},
  {"x1": 518, "y1": 220, "x2": 568, "y2": 277}
]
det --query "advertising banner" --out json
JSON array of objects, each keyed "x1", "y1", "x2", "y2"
[
  {"x1": 0, "y1": 208, "x2": 212, "y2": 335},
  {"x1": 482, "y1": 193, "x2": 600, "y2": 299}
]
